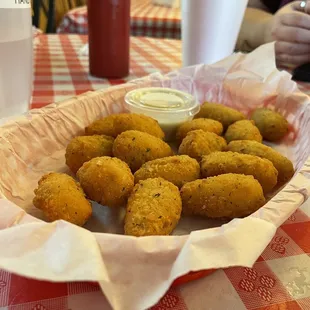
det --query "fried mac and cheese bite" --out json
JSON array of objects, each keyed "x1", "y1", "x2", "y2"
[
  {"x1": 65, "y1": 135, "x2": 114, "y2": 174},
  {"x1": 181, "y1": 173, "x2": 265, "y2": 219},
  {"x1": 176, "y1": 118, "x2": 223, "y2": 142},
  {"x1": 77, "y1": 156, "x2": 134, "y2": 207},
  {"x1": 124, "y1": 178, "x2": 182, "y2": 236},
  {"x1": 134, "y1": 155, "x2": 200, "y2": 188},
  {"x1": 251, "y1": 108, "x2": 289, "y2": 142},
  {"x1": 227, "y1": 140, "x2": 294, "y2": 184},
  {"x1": 33, "y1": 172, "x2": 92, "y2": 226},
  {"x1": 201, "y1": 151, "x2": 278, "y2": 193},
  {"x1": 85, "y1": 113, "x2": 164, "y2": 139},
  {"x1": 225, "y1": 120, "x2": 262, "y2": 143},
  {"x1": 195, "y1": 102, "x2": 246, "y2": 130},
  {"x1": 179, "y1": 129, "x2": 227, "y2": 161},
  {"x1": 113, "y1": 130, "x2": 173, "y2": 172}
]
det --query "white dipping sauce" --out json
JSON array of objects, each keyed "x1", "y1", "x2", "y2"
[{"x1": 124, "y1": 87, "x2": 200, "y2": 141}]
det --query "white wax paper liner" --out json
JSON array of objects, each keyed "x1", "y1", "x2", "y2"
[{"x1": 0, "y1": 43, "x2": 310, "y2": 310}]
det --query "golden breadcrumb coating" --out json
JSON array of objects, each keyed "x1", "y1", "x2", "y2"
[
  {"x1": 195, "y1": 102, "x2": 246, "y2": 129},
  {"x1": 65, "y1": 135, "x2": 114, "y2": 173},
  {"x1": 251, "y1": 108, "x2": 289, "y2": 142},
  {"x1": 179, "y1": 129, "x2": 227, "y2": 161},
  {"x1": 227, "y1": 140, "x2": 294, "y2": 184},
  {"x1": 85, "y1": 113, "x2": 164, "y2": 139},
  {"x1": 77, "y1": 156, "x2": 134, "y2": 207},
  {"x1": 113, "y1": 130, "x2": 173, "y2": 172},
  {"x1": 225, "y1": 120, "x2": 262, "y2": 143},
  {"x1": 180, "y1": 173, "x2": 265, "y2": 218},
  {"x1": 125, "y1": 178, "x2": 182, "y2": 236},
  {"x1": 201, "y1": 151, "x2": 278, "y2": 193},
  {"x1": 134, "y1": 155, "x2": 200, "y2": 188},
  {"x1": 176, "y1": 118, "x2": 223, "y2": 142},
  {"x1": 33, "y1": 172, "x2": 92, "y2": 226}
]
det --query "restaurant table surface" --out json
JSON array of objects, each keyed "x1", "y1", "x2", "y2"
[
  {"x1": 31, "y1": 34, "x2": 181, "y2": 109},
  {"x1": 57, "y1": 0, "x2": 181, "y2": 39},
  {"x1": 2, "y1": 33, "x2": 310, "y2": 310}
]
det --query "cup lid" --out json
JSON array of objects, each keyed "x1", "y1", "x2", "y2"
[{"x1": 125, "y1": 87, "x2": 200, "y2": 116}]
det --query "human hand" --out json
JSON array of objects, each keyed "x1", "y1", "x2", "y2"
[{"x1": 264, "y1": 1, "x2": 310, "y2": 66}]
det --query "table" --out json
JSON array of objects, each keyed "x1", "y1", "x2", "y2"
[
  {"x1": 32, "y1": 34, "x2": 181, "y2": 109},
  {"x1": 2, "y1": 33, "x2": 310, "y2": 310},
  {"x1": 57, "y1": 0, "x2": 181, "y2": 39}
]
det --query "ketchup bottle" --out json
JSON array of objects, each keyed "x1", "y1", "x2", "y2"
[{"x1": 88, "y1": 0, "x2": 131, "y2": 78}]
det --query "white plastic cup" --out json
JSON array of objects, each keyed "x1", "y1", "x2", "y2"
[
  {"x1": 125, "y1": 87, "x2": 200, "y2": 141},
  {"x1": 181, "y1": 0, "x2": 248, "y2": 66},
  {"x1": 0, "y1": 0, "x2": 32, "y2": 119}
]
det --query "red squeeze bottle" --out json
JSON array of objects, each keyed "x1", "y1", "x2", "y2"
[{"x1": 87, "y1": 0, "x2": 131, "y2": 78}]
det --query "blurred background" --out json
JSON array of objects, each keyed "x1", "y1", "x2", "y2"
[
  {"x1": 32, "y1": 0, "x2": 86, "y2": 33},
  {"x1": 32, "y1": 0, "x2": 181, "y2": 36}
]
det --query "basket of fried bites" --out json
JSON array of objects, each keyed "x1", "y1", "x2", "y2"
[{"x1": 33, "y1": 102, "x2": 295, "y2": 236}]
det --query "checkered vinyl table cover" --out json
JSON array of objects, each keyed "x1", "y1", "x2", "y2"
[
  {"x1": 57, "y1": 0, "x2": 181, "y2": 39},
  {"x1": 2, "y1": 33, "x2": 310, "y2": 309},
  {"x1": 32, "y1": 34, "x2": 181, "y2": 110}
]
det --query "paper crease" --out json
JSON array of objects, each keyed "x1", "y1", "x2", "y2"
[{"x1": 0, "y1": 43, "x2": 310, "y2": 310}]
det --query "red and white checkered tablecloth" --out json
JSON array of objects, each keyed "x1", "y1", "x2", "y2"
[
  {"x1": 3, "y1": 33, "x2": 310, "y2": 310},
  {"x1": 2, "y1": 207, "x2": 310, "y2": 309},
  {"x1": 32, "y1": 34, "x2": 181, "y2": 109},
  {"x1": 57, "y1": 0, "x2": 181, "y2": 39}
]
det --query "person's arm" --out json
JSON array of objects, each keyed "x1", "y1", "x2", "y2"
[
  {"x1": 236, "y1": 7, "x2": 273, "y2": 52},
  {"x1": 237, "y1": 0, "x2": 310, "y2": 66}
]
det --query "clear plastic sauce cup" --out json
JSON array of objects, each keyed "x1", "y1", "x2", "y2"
[{"x1": 125, "y1": 87, "x2": 200, "y2": 141}]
